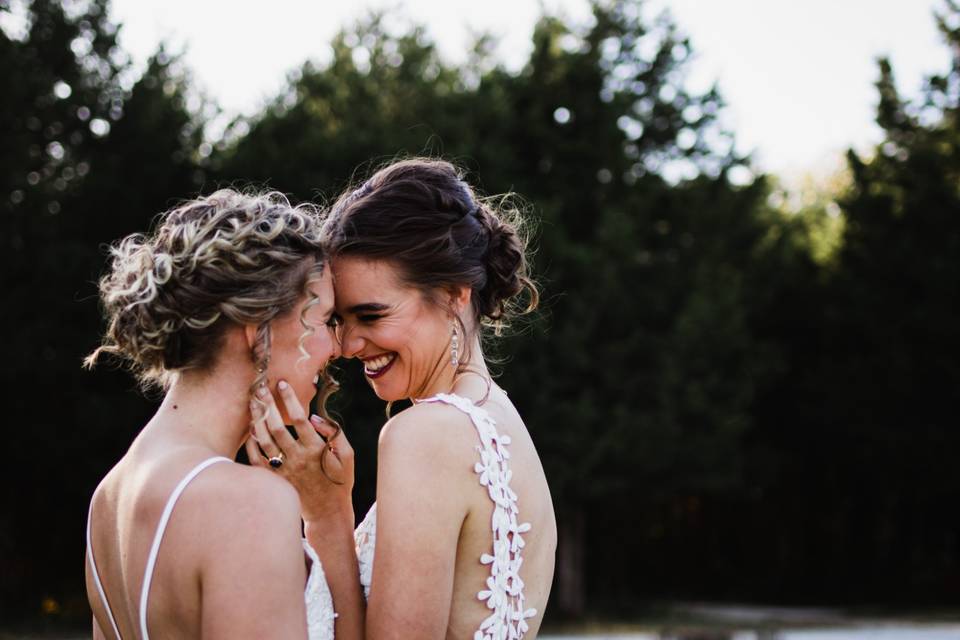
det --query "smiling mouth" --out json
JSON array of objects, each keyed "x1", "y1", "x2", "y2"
[{"x1": 363, "y1": 353, "x2": 397, "y2": 379}]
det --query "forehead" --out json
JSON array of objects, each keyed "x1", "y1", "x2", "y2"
[
  {"x1": 305, "y1": 267, "x2": 335, "y2": 305},
  {"x1": 330, "y1": 257, "x2": 408, "y2": 302}
]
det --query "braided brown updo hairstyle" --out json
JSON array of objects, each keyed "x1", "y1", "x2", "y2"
[
  {"x1": 85, "y1": 189, "x2": 341, "y2": 464},
  {"x1": 322, "y1": 158, "x2": 538, "y2": 367}
]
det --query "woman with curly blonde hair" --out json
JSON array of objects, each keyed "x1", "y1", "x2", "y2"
[{"x1": 83, "y1": 190, "x2": 360, "y2": 640}]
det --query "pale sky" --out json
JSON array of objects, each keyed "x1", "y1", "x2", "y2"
[{"x1": 106, "y1": 0, "x2": 950, "y2": 180}]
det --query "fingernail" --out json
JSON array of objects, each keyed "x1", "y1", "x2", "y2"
[
  {"x1": 310, "y1": 414, "x2": 323, "y2": 425},
  {"x1": 278, "y1": 380, "x2": 288, "y2": 390},
  {"x1": 257, "y1": 386, "x2": 268, "y2": 397}
]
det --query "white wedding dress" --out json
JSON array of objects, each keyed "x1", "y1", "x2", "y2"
[
  {"x1": 354, "y1": 392, "x2": 538, "y2": 640},
  {"x1": 87, "y1": 391, "x2": 535, "y2": 640},
  {"x1": 86, "y1": 456, "x2": 337, "y2": 640}
]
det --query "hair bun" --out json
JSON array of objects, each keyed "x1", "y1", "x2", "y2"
[
  {"x1": 89, "y1": 235, "x2": 178, "y2": 376},
  {"x1": 85, "y1": 189, "x2": 327, "y2": 389},
  {"x1": 474, "y1": 204, "x2": 538, "y2": 328},
  {"x1": 323, "y1": 158, "x2": 539, "y2": 338}
]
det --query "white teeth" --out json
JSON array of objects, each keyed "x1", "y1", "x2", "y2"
[{"x1": 365, "y1": 353, "x2": 395, "y2": 372}]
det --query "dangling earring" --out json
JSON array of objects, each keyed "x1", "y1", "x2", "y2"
[{"x1": 450, "y1": 320, "x2": 459, "y2": 368}]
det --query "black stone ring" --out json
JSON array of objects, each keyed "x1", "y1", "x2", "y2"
[{"x1": 268, "y1": 453, "x2": 285, "y2": 469}]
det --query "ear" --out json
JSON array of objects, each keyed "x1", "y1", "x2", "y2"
[{"x1": 449, "y1": 285, "x2": 472, "y2": 316}]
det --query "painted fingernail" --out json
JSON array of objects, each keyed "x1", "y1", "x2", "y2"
[
  {"x1": 257, "y1": 386, "x2": 268, "y2": 397},
  {"x1": 278, "y1": 380, "x2": 289, "y2": 390},
  {"x1": 310, "y1": 414, "x2": 323, "y2": 425}
]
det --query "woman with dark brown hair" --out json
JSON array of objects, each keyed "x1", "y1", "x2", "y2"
[{"x1": 256, "y1": 159, "x2": 557, "y2": 639}]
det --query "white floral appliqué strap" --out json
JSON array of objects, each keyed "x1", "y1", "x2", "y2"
[{"x1": 423, "y1": 393, "x2": 537, "y2": 640}]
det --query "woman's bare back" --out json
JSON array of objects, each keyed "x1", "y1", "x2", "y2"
[
  {"x1": 85, "y1": 431, "x2": 310, "y2": 639},
  {"x1": 362, "y1": 382, "x2": 557, "y2": 639},
  {"x1": 445, "y1": 388, "x2": 556, "y2": 638}
]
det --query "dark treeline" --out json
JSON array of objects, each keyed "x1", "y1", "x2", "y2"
[{"x1": 2, "y1": 0, "x2": 959, "y2": 626}]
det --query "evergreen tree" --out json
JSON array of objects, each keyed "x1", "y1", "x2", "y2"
[
  {"x1": 825, "y1": 0, "x2": 960, "y2": 599},
  {"x1": 0, "y1": 0, "x2": 203, "y2": 617},
  {"x1": 217, "y1": 0, "x2": 776, "y2": 614},
  {"x1": 739, "y1": 0, "x2": 960, "y2": 603}
]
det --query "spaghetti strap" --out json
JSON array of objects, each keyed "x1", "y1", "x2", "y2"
[
  {"x1": 87, "y1": 500, "x2": 123, "y2": 640},
  {"x1": 139, "y1": 456, "x2": 231, "y2": 640},
  {"x1": 85, "y1": 456, "x2": 231, "y2": 640}
]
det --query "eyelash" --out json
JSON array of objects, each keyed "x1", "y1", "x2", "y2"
[{"x1": 358, "y1": 314, "x2": 383, "y2": 323}]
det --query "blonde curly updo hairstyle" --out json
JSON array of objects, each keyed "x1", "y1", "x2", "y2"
[{"x1": 85, "y1": 189, "x2": 336, "y2": 408}]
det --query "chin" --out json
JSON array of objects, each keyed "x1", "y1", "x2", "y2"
[{"x1": 369, "y1": 381, "x2": 405, "y2": 403}]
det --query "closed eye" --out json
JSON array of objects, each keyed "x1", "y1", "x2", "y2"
[{"x1": 358, "y1": 314, "x2": 383, "y2": 323}]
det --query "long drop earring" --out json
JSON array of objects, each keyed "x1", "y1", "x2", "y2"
[{"x1": 450, "y1": 320, "x2": 460, "y2": 368}]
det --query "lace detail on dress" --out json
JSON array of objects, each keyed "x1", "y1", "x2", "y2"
[
  {"x1": 422, "y1": 392, "x2": 537, "y2": 640},
  {"x1": 353, "y1": 393, "x2": 537, "y2": 638},
  {"x1": 354, "y1": 503, "x2": 377, "y2": 600},
  {"x1": 302, "y1": 539, "x2": 337, "y2": 640}
]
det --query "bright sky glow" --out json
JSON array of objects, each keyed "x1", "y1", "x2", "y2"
[
  {"x1": 651, "y1": 0, "x2": 949, "y2": 180},
  {"x1": 107, "y1": 0, "x2": 951, "y2": 179}
]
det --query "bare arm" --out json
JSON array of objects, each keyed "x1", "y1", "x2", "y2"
[
  {"x1": 199, "y1": 471, "x2": 310, "y2": 639},
  {"x1": 365, "y1": 406, "x2": 469, "y2": 639},
  {"x1": 250, "y1": 390, "x2": 468, "y2": 639},
  {"x1": 248, "y1": 380, "x2": 366, "y2": 640},
  {"x1": 301, "y1": 433, "x2": 365, "y2": 640},
  {"x1": 304, "y1": 512, "x2": 365, "y2": 640}
]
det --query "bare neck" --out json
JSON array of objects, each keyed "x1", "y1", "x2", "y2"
[
  {"x1": 416, "y1": 334, "x2": 492, "y2": 402},
  {"x1": 147, "y1": 362, "x2": 254, "y2": 460}
]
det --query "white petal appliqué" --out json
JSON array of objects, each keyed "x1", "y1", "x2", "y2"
[{"x1": 408, "y1": 393, "x2": 537, "y2": 640}]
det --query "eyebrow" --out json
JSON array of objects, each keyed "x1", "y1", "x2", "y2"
[{"x1": 347, "y1": 302, "x2": 391, "y2": 314}]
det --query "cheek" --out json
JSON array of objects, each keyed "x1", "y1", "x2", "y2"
[
  {"x1": 412, "y1": 315, "x2": 448, "y2": 346},
  {"x1": 397, "y1": 321, "x2": 445, "y2": 368},
  {"x1": 364, "y1": 324, "x2": 399, "y2": 351},
  {"x1": 303, "y1": 326, "x2": 334, "y2": 359}
]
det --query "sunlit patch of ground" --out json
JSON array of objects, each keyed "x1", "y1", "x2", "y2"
[{"x1": 541, "y1": 604, "x2": 960, "y2": 640}]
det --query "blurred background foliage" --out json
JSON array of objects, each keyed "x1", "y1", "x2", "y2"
[{"x1": 2, "y1": 0, "x2": 959, "y2": 627}]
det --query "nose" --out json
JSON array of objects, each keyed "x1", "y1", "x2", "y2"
[{"x1": 339, "y1": 323, "x2": 365, "y2": 359}]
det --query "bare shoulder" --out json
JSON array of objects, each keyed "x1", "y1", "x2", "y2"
[
  {"x1": 179, "y1": 461, "x2": 301, "y2": 536},
  {"x1": 172, "y1": 461, "x2": 309, "y2": 638},
  {"x1": 375, "y1": 402, "x2": 476, "y2": 531},
  {"x1": 379, "y1": 401, "x2": 476, "y2": 455}
]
